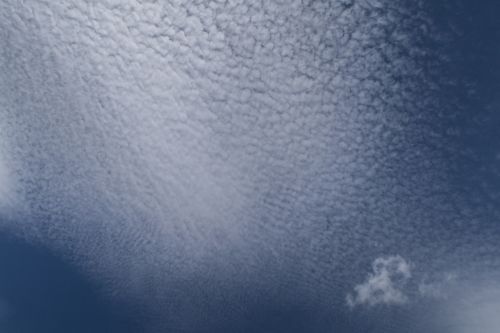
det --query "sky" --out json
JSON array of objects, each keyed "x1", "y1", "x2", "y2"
[{"x1": 0, "y1": 0, "x2": 499, "y2": 332}]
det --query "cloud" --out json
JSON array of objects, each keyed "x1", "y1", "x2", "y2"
[
  {"x1": 347, "y1": 255, "x2": 411, "y2": 308},
  {"x1": 447, "y1": 285, "x2": 500, "y2": 333},
  {"x1": 418, "y1": 272, "x2": 457, "y2": 299},
  {"x1": 0, "y1": 150, "x2": 17, "y2": 214}
]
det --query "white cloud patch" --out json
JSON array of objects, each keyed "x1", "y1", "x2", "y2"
[{"x1": 347, "y1": 255, "x2": 411, "y2": 308}]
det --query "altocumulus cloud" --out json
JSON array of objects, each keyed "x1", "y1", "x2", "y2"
[{"x1": 347, "y1": 255, "x2": 411, "y2": 308}]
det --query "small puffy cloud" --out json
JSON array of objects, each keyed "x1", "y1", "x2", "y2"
[{"x1": 347, "y1": 255, "x2": 411, "y2": 308}]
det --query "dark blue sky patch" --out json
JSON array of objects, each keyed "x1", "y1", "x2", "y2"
[{"x1": 0, "y1": 231, "x2": 138, "y2": 333}]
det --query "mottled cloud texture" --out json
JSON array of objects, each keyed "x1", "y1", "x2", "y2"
[
  {"x1": 1, "y1": 0, "x2": 500, "y2": 332},
  {"x1": 347, "y1": 256, "x2": 411, "y2": 308}
]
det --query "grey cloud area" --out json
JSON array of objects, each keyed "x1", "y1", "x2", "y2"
[
  {"x1": 418, "y1": 273, "x2": 458, "y2": 300},
  {"x1": 0, "y1": 0, "x2": 499, "y2": 332}
]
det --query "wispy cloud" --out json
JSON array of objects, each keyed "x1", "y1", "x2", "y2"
[
  {"x1": 418, "y1": 272, "x2": 457, "y2": 299},
  {"x1": 347, "y1": 255, "x2": 411, "y2": 308}
]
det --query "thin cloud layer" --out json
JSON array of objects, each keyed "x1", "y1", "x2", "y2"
[
  {"x1": 418, "y1": 272, "x2": 457, "y2": 300},
  {"x1": 347, "y1": 255, "x2": 411, "y2": 308}
]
